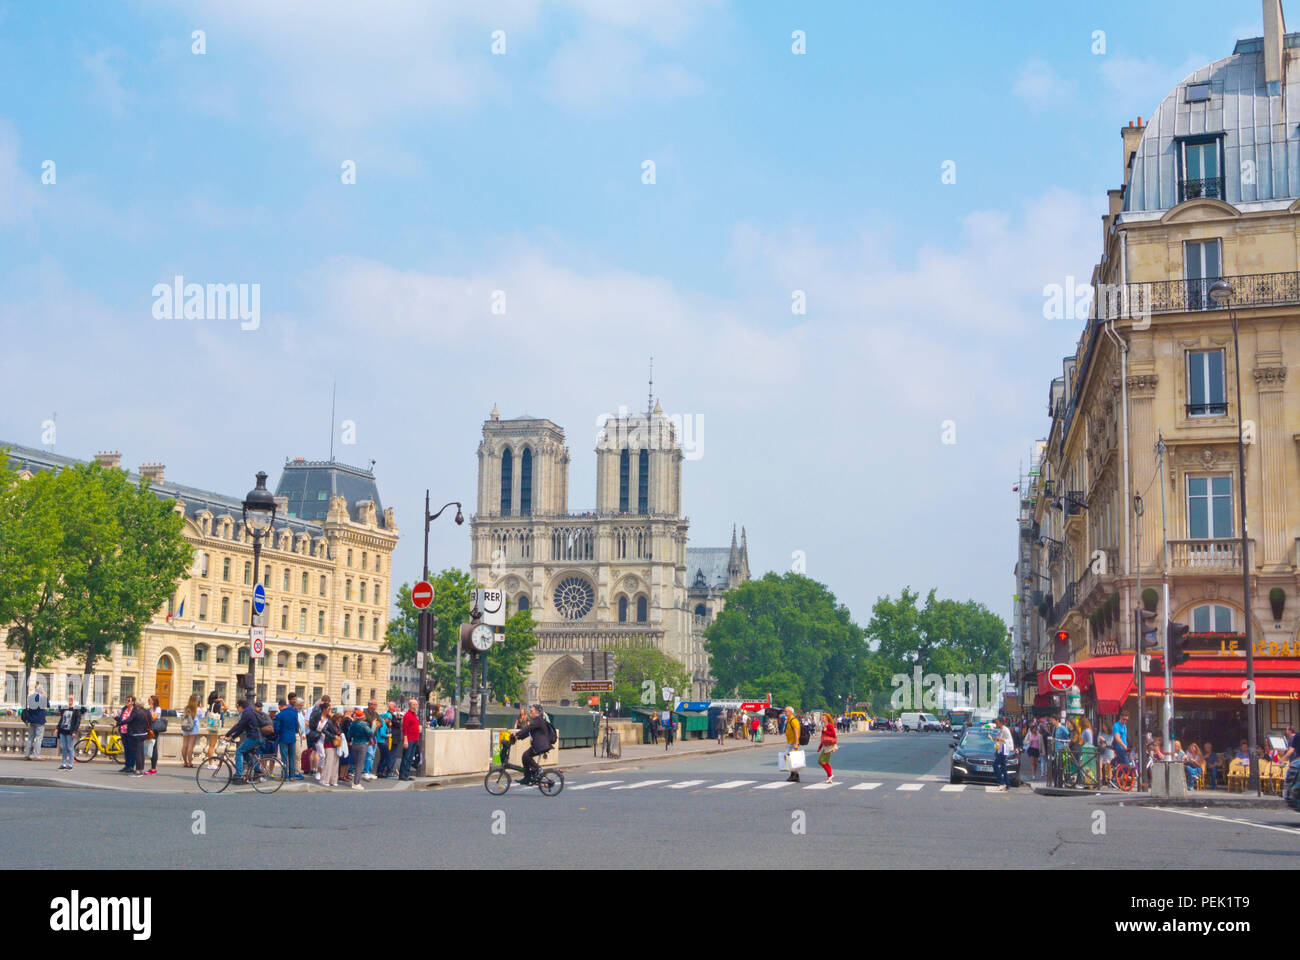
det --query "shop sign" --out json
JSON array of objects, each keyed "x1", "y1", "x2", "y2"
[{"x1": 1093, "y1": 638, "x2": 1120, "y2": 656}]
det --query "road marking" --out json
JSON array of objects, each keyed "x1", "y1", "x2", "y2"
[
  {"x1": 664, "y1": 780, "x2": 707, "y2": 789},
  {"x1": 611, "y1": 779, "x2": 670, "y2": 790},
  {"x1": 804, "y1": 781, "x2": 839, "y2": 790},
  {"x1": 709, "y1": 780, "x2": 757, "y2": 789},
  {"x1": 850, "y1": 782, "x2": 882, "y2": 790},
  {"x1": 754, "y1": 781, "x2": 795, "y2": 789},
  {"x1": 940, "y1": 784, "x2": 966, "y2": 792},
  {"x1": 1146, "y1": 806, "x2": 1300, "y2": 837},
  {"x1": 919, "y1": 774, "x2": 944, "y2": 782},
  {"x1": 568, "y1": 780, "x2": 622, "y2": 791},
  {"x1": 985, "y1": 785, "x2": 1006, "y2": 793},
  {"x1": 897, "y1": 783, "x2": 924, "y2": 791}
]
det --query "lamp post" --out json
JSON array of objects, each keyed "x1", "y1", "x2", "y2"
[
  {"x1": 418, "y1": 493, "x2": 462, "y2": 776},
  {"x1": 1208, "y1": 279, "x2": 1260, "y2": 795},
  {"x1": 240, "y1": 471, "x2": 277, "y2": 704}
]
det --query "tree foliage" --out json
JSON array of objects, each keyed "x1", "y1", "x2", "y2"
[
  {"x1": 612, "y1": 644, "x2": 691, "y2": 711},
  {"x1": 703, "y1": 572, "x2": 868, "y2": 712}
]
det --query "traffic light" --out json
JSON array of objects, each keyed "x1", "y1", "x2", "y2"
[
  {"x1": 1138, "y1": 608, "x2": 1159, "y2": 648},
  {"x1": 1055, "y1": 630, "x2": 1069, "y2": 644},
  {"x1": 1167, "y1": 621, "x2": 1192, "y2": 667}
]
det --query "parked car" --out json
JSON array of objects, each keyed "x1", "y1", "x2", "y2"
[
  {"x1": 871, "y1": 717, "x2": 894, "y2": 731},
  {"x1": 950, "y1": 727, "x2": 1020, "y2": 786},
  {"x1": 899, "y1": 712, "x2": 945, "y2": 732}
]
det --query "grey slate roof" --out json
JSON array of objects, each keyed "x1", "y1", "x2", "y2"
[
  {"x1": 1123, "y1": 33, "x2": 1300, "y2": 214},
  {"x1": 686, "y1": 547, "x2": 732, "y2": 590},
  {"x1": 276, "y1": 458, "x2": 387, "y2": 528}
]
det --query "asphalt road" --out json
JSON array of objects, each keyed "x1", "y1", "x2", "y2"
[{"x1": 3, "y1": 732, "x2": 1298, "y2": 869}]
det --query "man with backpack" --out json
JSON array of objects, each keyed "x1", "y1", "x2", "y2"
[
  {"x1": 223, "y1": 699, "x2": 264, "y2": 782},
  {"x1": 513, "y1": 704, "x2": 555, "y2": 786},
  {"x1": 274, "y1": 696, "x2": 302, "y2": 780},
  {"x1": 22, "y1": 682, "x2": 50, "y2": 760}
]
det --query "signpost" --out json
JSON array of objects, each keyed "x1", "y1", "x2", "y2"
[
  {"x1": 250, "y1": 626, "x2": 265, "y2": 660},
  {"x1": 412, "y1": 581, "x2": 434, "y2": 610},
  {"x1": 570, "y1": 680, "x2": 614, "y2": 693},
  {"x1": 1047, "y1": 663, "x2": 1075, "y2": 692},
  {"x1": 475, "y1": 588, "x2": 505, "y2": 627}
]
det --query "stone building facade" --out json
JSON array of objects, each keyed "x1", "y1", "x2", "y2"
[{"x1": 2, "y1": 445, "x2": 398, "y2": 712}]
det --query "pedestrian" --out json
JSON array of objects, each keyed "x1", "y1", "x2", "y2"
[
  {"x1": 22, "y1": 681, "x2": 50, "y2": 760},
  {"x1": 55, "y1": 693, "x2": 85, "y2": 770},
  {"x1": 662, "y1": 710, "x2": 675, "y2": 750},
  {"x1": 145, "y1": 694, "x2": 163, "y2": 774},
  {"x1": 123, "y1": 695, "x2": 150, "y2": 777},
  {"x1": 782, "y1": 706, "x2": 802, "y2": 782},
  {"x1": 750, "y1": 715, "x2": 759, "y2": 742},
  {"x1": 399, "y1": 698, "x2": 420, "y2": 780},
  {"x1": 223, "y1": 699, "x2": 264, "y2": 783},
  {"x1": 383, "y1": 700, "x2": 404, "y2": 778},
  {"x1": 992, "y1": 715, "x2": 1015, "y2": 791},
  {"x1": 203, "y1": 696, "x2": 224, "y2": 762},
  {"x1": 307, "y1": 695, "x2": 330, "y2": 780},
  {"x1": 648, "y1": 712, "x2": 660, "y2": 745},
  {"x1": 1025, "y1": 723, "x2": 1041, "y2": 780},
  {"x1": 817, "y1": 712, "x2": 837, "y2": 783},
  {"x1": 337, "y1": 711, "x2": 353, "y2": 782},
  {"x1": 179, "y1": 694, "x2": 201, "y2": 767},
  {"x1": 347, "y1": 708, "x2": 373, "y2": 790},
  {"x1": 363, "y1": 699, "x2": 382, "y2": 781},
  {"x1": 442, "y1": 702, "x2": 455, "y2": 728},
  {"x1": 318, "y1": 708, "x2": 341, "y2": 787},
  {"x1": 274, "y1": 695, "x2": 302, "y2": 780},
  {"x1": 1203, "y1": 742, "x2": 1220, "y2": 790},
  {"x1": 716, "y1": 713, "x2": 726, "y2": 746}
]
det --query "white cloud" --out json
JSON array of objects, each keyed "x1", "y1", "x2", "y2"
[
  {"x1": 81, "y1": 48, "x2": 132, "y2": 117},
  {"x1": 1012, "y1": 58, "x2": 1076, "y2": 109}
]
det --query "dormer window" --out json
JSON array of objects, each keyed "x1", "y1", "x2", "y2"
[
  {"x1": 1178, "y1": 135, "x2": 1223, "y2": 202},
  {"x1": 1185, "y1": 82, "x2": 1211, "y2": 102}
]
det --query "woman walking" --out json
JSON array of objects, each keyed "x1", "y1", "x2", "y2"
[
  {"x1": 145, "y1": 695, "x2": 163, "y2": 774},
  {"x1": 817, "y1": 712, "x2": 838, "y2": 783},
  {"x1": 180, "y1": 694, "x2": 201, "y2": 768},
  {"x1": 1025, "y1": 723, "x2": 1041, "y2": 780},
  {"x1": 204, "y1": 696, "x2": 224, "y2": 763},
  {"x1": 318, "y1": 709, "x2": 341, "y2": 787}
]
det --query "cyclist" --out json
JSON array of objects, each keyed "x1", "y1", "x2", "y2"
[
  {"x1": 512, "y1": 704, "x2": 553, "y2": 786},
  {"x1": 223, "y1": 698, "x2": 264, "y2": 782}
]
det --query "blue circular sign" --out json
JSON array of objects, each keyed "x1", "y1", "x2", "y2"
[{"x1": 252, "y1": 582, "x2": 267, "y2": 615}]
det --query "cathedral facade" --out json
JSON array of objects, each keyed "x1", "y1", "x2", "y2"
[{"x1": 469, "y1": 403, "x2": 749, "y2": 702}]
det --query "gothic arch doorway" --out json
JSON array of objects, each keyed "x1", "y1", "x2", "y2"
[{"x1": 538, "y1": 656, "x2": 584, "y2": 704}]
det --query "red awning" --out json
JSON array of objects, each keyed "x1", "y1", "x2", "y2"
[
  {"x1": 1092, "y1": 671, "x2": 1134, "y2": 715},
  {"x1": 1032, "y1": 692, "x2": 1053, "y2": 707},
  {"x1": 1141, "y1": 658, "x2": 1300, "y2": 699}
]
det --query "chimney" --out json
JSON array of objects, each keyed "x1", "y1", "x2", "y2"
[
  {"x1": 138, "y1": 462, "x2": 165, "y2": 484},
  {"x1": 274, "y1": 494, "x2": 289, "y2": 515},
  {"x1": 1265, "y1": 0, "x2": 1286, "y2": 96},
  {"x1": 94, "y1": 450, "x2": 122, "y2": 470},
  {"x1": 1121, "y1": 117, "x2": 1145, "y2": 186}
]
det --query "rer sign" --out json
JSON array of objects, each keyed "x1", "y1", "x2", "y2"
[{"x1": 1047, "y1": 663, "x2": 1076, "y2": 691}]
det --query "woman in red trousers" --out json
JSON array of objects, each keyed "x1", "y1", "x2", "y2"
[{"x1": 817, "y1": 712, "x2": 838, "y2": 783}]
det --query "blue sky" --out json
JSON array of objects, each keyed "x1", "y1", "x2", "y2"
[{"x1": 0, "y1": 0, "x2": 1273, "y2": 629}]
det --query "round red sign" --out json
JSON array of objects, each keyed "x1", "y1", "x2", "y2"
[
  {"x1": 1047, "y1": 663, "x2": 1076, "y2": 691},
  {"x1": 411, "y1": 580, "x2": 434, "y2": 610}
]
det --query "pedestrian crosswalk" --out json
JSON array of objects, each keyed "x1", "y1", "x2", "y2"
[{"x1": 559, "y1": 776, "x2": 1026, "y2": 796}]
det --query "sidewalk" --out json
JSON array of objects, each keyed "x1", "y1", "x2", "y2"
[
  {"x1": 1028, "y1": 776, "x2": 1289, "y2": 808},
  {"x1": 0, "y1": 734, "x2": 769, "y2": 794}
]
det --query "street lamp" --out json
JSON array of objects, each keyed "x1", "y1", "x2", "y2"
[
  {"x1": 1208, "y1": 278, "x2": 1260, "y2": 795},
  {"x1": 241, "y1": 471, "x2": 276, "y2": 705},
  {"x1": 417, "y1": 493, "x2": 463, "y2": 776}
]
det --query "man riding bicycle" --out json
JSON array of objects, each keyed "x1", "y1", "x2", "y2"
[{"x1": 511, "y1": 704, "x2": 553, "y2": 786}]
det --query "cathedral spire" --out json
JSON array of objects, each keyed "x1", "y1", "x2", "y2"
[{"x1": 647, "y1": 356, "x2": 654, "y2": 415}]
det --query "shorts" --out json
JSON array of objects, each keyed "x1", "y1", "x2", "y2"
[{"x1": 1027, "y1": 747, "x2": 1040, "y2": 757}]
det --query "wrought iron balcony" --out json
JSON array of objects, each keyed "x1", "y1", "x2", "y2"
[
  {"x1": 1179, "y1": 176, "x2": 1225, "y2": 201},
  {"x1": 1118, "y1": 271, "x2": 1300, "y2": 316},
  {"x1": 1185, "y1": 401, "x2": 1228, "y2": 417},
  {"x1": 1047, "y1": 582, "x2": 1076, "y2": 627}
]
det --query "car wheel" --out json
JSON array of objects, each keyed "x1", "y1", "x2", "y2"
[
  {"x1": 949, "y1": 773, "x2": 962, "y2": 785},
  {"x1": 1011, "y1": 776, "x2": 1021, "y2": 788}
]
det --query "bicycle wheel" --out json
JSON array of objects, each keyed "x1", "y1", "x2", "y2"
[
  {"x1": 252, "y1": 755, "x2": 283, "y2": 794},
  {"x1": 484, "y1": 767, "x2": 511, "y2": 796},
  {"x1": 106, "y1": 738, "x2": 124, "y2": 763},
  {"x1": 1115, "y1": 766, "x2": 1135, "y2": 791},
  {"x1": 196, "y1": 756, "x2": 233, "y2": 794},
  {"x1": 538, "y1": 768, "x2": 564, "y2": 797},
  {"x1": 73, "y1": 737, "x2": 97, "y2": 763}
]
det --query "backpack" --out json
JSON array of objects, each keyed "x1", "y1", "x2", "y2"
[
  {"x1": 255, "y1": 710, "x2": 273, "y2": 737},
  {"x1": 181, "y1": 713, "x2": 195, "y2": 734},
  {"x1": 19, "y1": 708, "x2": 30, "y2": 724},
  {"x1": 797, "y1": 723, "x2": 811, "y2": 746},
  {"x1": 546, "y1": 718, "x2": 558, "y2": 744}
]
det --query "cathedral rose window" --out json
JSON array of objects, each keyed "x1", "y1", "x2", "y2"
[{"x1": 553, "y1": 576, "x2": 595, "y2": 620}]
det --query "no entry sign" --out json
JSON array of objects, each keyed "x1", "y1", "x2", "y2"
[
  {"x1": 1047, "y1": 663, "x2": 1076, "y2": 691},
  {"x1": 412, "y1": 580, "x2": 434, "y2": 609}
]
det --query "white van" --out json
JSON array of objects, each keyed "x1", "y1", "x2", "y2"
[{"x1": 900, "y1": 712, "x2": 944, "y2": 732}]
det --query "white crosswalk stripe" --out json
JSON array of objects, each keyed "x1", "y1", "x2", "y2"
[
  {"x1": 897, "y1": 783, "x2": 924, "y2": 791},
  {"x1": 940, "y1": 784, "x2": 966, "y2": 792},
  {"x1": 664, "y1": 780, "x2": 707, "y2": 789},
  {"x1": 709, "y1": 780, "x2": 757, "y2": 789},
  {"x1": 568, "y1": 780, "x2": 623, "y2": 790},
  {"x1": 753, "y1": 781, "x2": 795, "y2": 789},
  {"x1": 985, "y1": 785, "x2": 1006, "y2": 793},
  {"x1": 564, "y1": 776, "x2": 1019, "y2": 795},
  {"x1": 850, "y1": 782, "x2": 882, "y2": 790},
  {"x1": 803, "y1": 781, "x2": 839, "y2": 789},
  {"x1": 611, "y1": 780, "x2": 670, "y2": 790}
]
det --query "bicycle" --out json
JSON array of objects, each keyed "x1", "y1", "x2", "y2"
[
  {"x1": 1110, "y1": 760, "x2": 1137, "y2": 792},
  {"x1": 600, "y1": 721, "x2": 621, "y2": 759},
  {"x1": 484, "y1": 737, "x2": 564, "y2": 797},
  {"x1": 73, "y1": 721, "x2": 125, "y2": 764},
  {"x1": 196, "y1": 738, "x2": 284, "y2": 794}
]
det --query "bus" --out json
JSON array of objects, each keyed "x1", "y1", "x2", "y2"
[{"x1": 948, "y1": 709, "x2": 973, "y2": 734}]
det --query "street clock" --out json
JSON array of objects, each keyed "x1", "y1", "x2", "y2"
[{"x1": 464, "y1": 622, "x2": 495, "y2": 653}]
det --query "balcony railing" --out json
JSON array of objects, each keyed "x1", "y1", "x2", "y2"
[
  {"x1": 1116, "y1": 271, "x2": 1300, "y2": 316},
  {"x1": 1186, "y1": 402, "x2": 1228, "y2": 417},
  {"x1": 1047, "y1": 582, "x2": 1076, "y2": 626},
  {"x1": 1167, "y1": 538, "x2": 1252, "y2": 573},
  {"x1": 1179, "y1": 176, "x2": 1224, "y2": 202}
]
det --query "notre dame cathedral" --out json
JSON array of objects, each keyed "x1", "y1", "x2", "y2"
[{"x1": 469, "y1": 401, "x2": 749, "y2": 702}]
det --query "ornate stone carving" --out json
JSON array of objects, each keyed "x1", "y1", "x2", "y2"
[
  {"x1": 1253, "y1": 365, "x2": 1287, "y2": 386},
  {"x1": 1202, "y1": 581, "x2": 1220, "y2": 600}
]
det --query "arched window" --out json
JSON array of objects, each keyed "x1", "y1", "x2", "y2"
[
  {"x1": 619, "y1": 449, "x2": 630, "y2": 513},
  {"x1": 618, "y1": 596, "x2": 628, "y2": 622},
  {"x1": 216, "y1": 645, "x2": 230, "y2": 664},
  {"x1": 238, "y1": 646, "x2": 249, "y2": 666},
  {"x1": 500, "y1": 447, "x2": 513, "y2": 515},
  {"x1": 636, "y1": 596, "x2": 648, "y2": 623},
  {"x1": 517, "y1": 594, "x2": 530, "y2": 612},
  {"x1": 296, "y1": 653, "x2": 308, "y2": 669},
  {"x1": 1191, "y1": 604, "x2": 1234, "y2": 632},
  {"x1": 314, "y1": 654, "x2": 327, "y2": 671},
  {"x1": 521, "y1": 448, "x2": 533, "y2": 515},
  {"x1": 694, "y1": 603, "x2": 707, "y2": 618},
  {"x1": 638, "y1": 448, "x2": 649, "y2": 513},
  {"x1": 277, "y1": 651, "x2": 289, "y2": 668}
]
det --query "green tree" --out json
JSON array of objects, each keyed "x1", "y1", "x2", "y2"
[
  {"x1": 0, "y1": 458, "x2": 64, "y2": 683},
  {"x1": 703, "y1": 572, "x2": 867, "y2": 712},
  {"x1": 382, "y1": 569, "x2": 485, "y2": 700},
  {"x1": 386, "y1": 684, "x2": 404, "y2": 704},
  {"x1": 56, "y1": 462, "x2": 192, "y2": 691},
  {"x1": 485, "y1": 608, "x2": 537, "y2": 703},
  {"x1": 612, "y1": 645, "x2": 691, "y2": 711}
]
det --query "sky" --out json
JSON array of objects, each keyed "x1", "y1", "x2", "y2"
[{"x1": 0, "y1": 0, "x2": 1273, "y2": 629}]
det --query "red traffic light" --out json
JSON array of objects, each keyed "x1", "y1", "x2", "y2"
[{"x1": 1055, "y1": 630, "x2": 1069, "y2": 643}]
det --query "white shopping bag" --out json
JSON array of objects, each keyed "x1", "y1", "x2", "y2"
[{"x1": 779, "y1": 749, "x2": 806, "y2": 771}]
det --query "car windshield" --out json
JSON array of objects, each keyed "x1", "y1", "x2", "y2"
[
  {"x1": 921, "y1": 714, "x2": 939, "y2": 723},
  {"x1": 959, "y1": 730, "x2": 998, "y2": 751}
]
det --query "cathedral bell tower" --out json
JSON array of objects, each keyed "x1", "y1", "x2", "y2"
[
  {"x1": 595, "y1": 400, "x2": 682, "y2": 516},
  {"x1": 476, "y1": 408, "x2": 568, "y2": 518}
]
